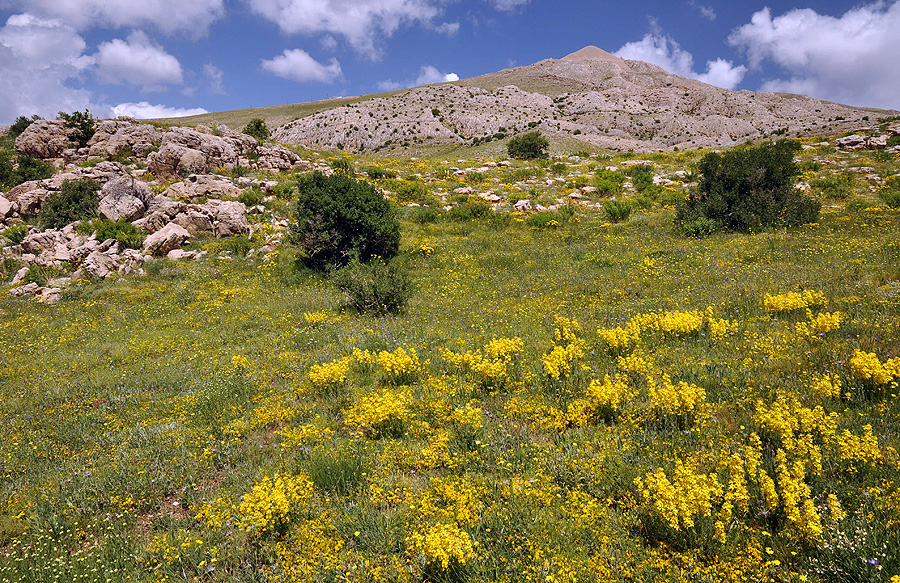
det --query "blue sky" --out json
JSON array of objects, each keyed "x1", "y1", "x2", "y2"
[{"x1": 1, "y1": 0, "x2": 899, "y2": 124}]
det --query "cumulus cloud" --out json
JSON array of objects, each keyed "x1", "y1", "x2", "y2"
[
  {"x1": 245, "y1": 0, "x2": 444, "y2": 57},
  {"x1": 111, "y1": 102, "x2": 208, "y2": 119},
  {"x1": 203, "y1": 63, "x2": 225, "y2": 94},
  {"x1": 261, "y1": 49, "x2": 343, "y2": 83},
  {"x1": 434, "y1": 21, "x2": 460, "y2": 36},
  {"x1": 377, "y1": 65, "x2": 458, "y2": 91},
  {"x1": 0, "y1": 14, "x2": 96, "y2": 122},
  {"x1": 728, "y1": 3, "x2": 900, "y2": 109},
  {"x1": 615, "y1": 32, "x2": 747, "y2": 90},
  {"x1": 4, "y1": 0, "x2": 225, "y2": 37},
  {"x1": 90, "y1": 31, "x2": 184, "y2": 90}
]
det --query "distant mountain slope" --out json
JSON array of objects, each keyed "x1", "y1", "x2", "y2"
[{"x1": 181, "y1": 46, "x2": 898, "y2": 154}]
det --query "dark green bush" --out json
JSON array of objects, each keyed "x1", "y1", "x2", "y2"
[
  {"x1": 57, "y1": 110, "x2": 96, "y2": 148},
  {"x1": 330, "y1": 158, "x2": 354, "y2": 176},
  {"x1": 238, "y1": 188, "x2": 265, "y2": 207},
  {"x1": 627, "y1": 164, "x2": 655, "y2": 193},
  {"x1": 887, "y1": 135, "x2": 900, "y2": 148},
  {"x1": 593, "y1": 169, "x2": 625, "y2": 196},
  {"x1": 394, "y1": 181, "x2": 435, "y2": 205},
  {"x1": 293, "y1": 171, "x2": 400, "y2": 269},
  {"x1": 675, "y1": 140, "x2": 819, "y2": 232},
  {"x1": 220, "y1": 235, "x2": 255, "y2": 257},
  {"x1": 0, "y1": 152, "x2": 54, "y2": 187},
  {"x1": 272, "y1": 182, "x2": 296, "y2": 200},
  {"x1": 507, "y1": 131, "x2": 549, "y2": 160},
  {"x1": 411, "y1": 208, "x2": 439, "y2": 224},
  {"x1": 330, "y1": 257, "x2": 412, "y2": 316},
  {"x1": 37, "y1": 179, "x2": 100, "y2": 228},
  {"x1": 9, "y1": 115, "x2": 40, "y2": 138},
  {"x1": 525, "y1": 210, "x2": 561, "y2": 229},
  {"x1": 604, "y1": 200, "x2": 634, "y2": 222},
  {"x1": 242, "y1": 118, "x2": 270, "y2": 142},
  {"x1": 364, "y1": 166, "x2": 397, "y2": 180},
  {"x1": 680, "y1": 217, "x2": 719, "y2": 238},
  {"x1": 2, "y1": 224, "x2": 29, "y2": 245},
  {"x1": 89, "y1": 219, "x2": 146, "y2": 249},
  {"x1": 549, "y1": 162, "x2": 567, "y2": 175}
]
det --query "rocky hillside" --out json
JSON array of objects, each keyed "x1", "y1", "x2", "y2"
[{"x1": 273, "y1": 46, "x2": 897, "y2": 154}]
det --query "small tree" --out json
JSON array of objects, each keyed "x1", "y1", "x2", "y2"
[
  {"x1": 57, "y1": 110, "x2": 96, "y2": 148},
  {"x1": 675, "y1": 139, "x2": 819, "y2": 233},
  {"x1": 243, "y1": 118, "x2": 270, "y2": 142},
  {"x1": 507, "y1": 131, "x2": 549, "y2": 159},
  {"x1": 38, "y1": 179, "x2": 100, "y2": 228},
  {"x1": 9, "y1": 115, "x2": 41, "y2": 138},
  {"x1": 292, "y1": 171, "x2": 400, "y2": 269}
]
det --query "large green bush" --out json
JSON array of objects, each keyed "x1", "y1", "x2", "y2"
[
  {"x1": 37, "y1": 179, "x2": 100, "y2": 228},
  {"x1": 293, "y1": 171, "x2": 400, "y2": 269},
  {"x1": 675, "y1": 140, "x2": 819, "y2": 233},
  {"x1": 507, "y1": 131, "x2": 549, "y2": 160},
  {"x1": 57, "y1": 110, "x2": 96, "y2": 148},
  {"x1": 329, "y1": 257, "x2": 412, "y2": 316},
  {"x1": 0, "y1": 152, "x2": 54, "y2": 188}
]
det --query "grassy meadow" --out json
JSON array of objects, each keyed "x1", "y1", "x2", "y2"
[{"x1": 1, "y1": 134, "x2": 900, "y2": 583}]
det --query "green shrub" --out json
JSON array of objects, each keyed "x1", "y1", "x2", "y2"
[
  {"x1": 242, "y1": 118, "x2": 270, "y2": 142},
  {"x1": 878, "y1": 189, "x2": 900, "y2": 208},
  {"x1": 844, "y1": 198, "x2": 869, "y2": 212},
  {"x1": 411, "y1": 208, "x2": 439, "y2": 224},
  {"x1": 887, "y1": 135, "x2": 900, "y2": 148},
  {"x1": 507, "y1": 131, "x2": 549, "y2": 160},
  {"x1": 549, "y1": 162, "x2": 567, "y2": 175},
  {"x1": 464, "y1": 171, "x2": 486, "y2": 184},
  {"x1": 89, "y1": 219, "x2": 146, "y2": 249},
  {"x1": 364, "y1": 166, "x2": 397, "y2": 180},
  {"x1": 394, "y1": 181, "x2": 435, "y2": 205},
  {"x1": 293, "y1": 171, "x2": 400, "y2": 270},
  {"x1": 675, "y1": 140, "x2": 819, "y2": 232},
  {"x1": 272, "y1": 182, "x2": 296, "y2": 200},
  {"x1": 446, "y1": 202, "x2": 490, "y2": 222},
  {"x1": 525, "y1": 210, "x2": 561, "y2": 229},
  {"x1": 330, "y1": 158, "x2": 354, "y2": 176},
  {"x1": 238, "y1": 188, "x2": 266, "y2": 207},
  {"x1": 2, "y1": 224, "x2": 29, "y2": 245},
  {"x1": 604, "y1": 200, "x2": 633, "y2": 222},
  {"x1": 330, "y1": 257, "x2": 412, "y2": 315},
  {"x1": 57, "y1": 110, "x2": 96, "y2": 148},
  {"x1": 680, "y1": 217, "x2": 719, "y2": 238},
  {"x1": 37, "y1": 179, "x2": 100, "y2": 228},
  {"x1": 811, "y1": 174, "x2": 854, "y2": 199},
  {"x1": 627, "y1": 164, "x2": 655, "y2": 193},
  {"x1": 593, "y1": 169, "x2": 625, "y2": 196},
  {"x1": 220, "y1": 235, "x2": 254, "y2": 257},
  {"x1": 1, "y1": 152, "x2": 54, "y2": 187}
]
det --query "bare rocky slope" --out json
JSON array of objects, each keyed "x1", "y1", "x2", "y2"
[{"x1": 273, "y1": 46, "x2": 897, "y2": 153}]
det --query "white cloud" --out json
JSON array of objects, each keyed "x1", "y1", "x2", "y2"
[
  {"x1": 434, "y1": 21, "x2": 460, "y2": 36},
  {"x1": 111, "y1": 102, "x2": 208, "y2": 119},
  {"x1": 260, "y1": 49, "x2": 343, "y2": 83},
  {"x1": 245, "y1": 0, "x2": 444, "y2": 57},
  {"x1": 615, "y1": 32, "x2": 747, "y2": 90},
  {"x1": 0, "y1": 14, "x2": 97, "y2": 122},
  {"x1": 728, "y1": 3, "x2": 900, "y2": 109},
  {"x1": 688, "y1": 1, "x2": 716, "y2": 21},
  {"x1": 90, "y1": 31, "x2": 184, "y2": 90},
  {"x1": 377, "y1": 65, "x2": 458, "y2": 91},
  {"x1": 203, "y1": 63, "x2": 225, "y2": 94},
  {"x1": 484, "y1": 0, "x2": 530, "y2": 11},
  {"x1": 5, "y1": 0, "x2": 225, "y2": 37}
]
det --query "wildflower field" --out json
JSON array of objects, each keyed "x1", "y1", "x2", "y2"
[{"x1": 1, "y1": 138, "x2": 900, "y2": 582}]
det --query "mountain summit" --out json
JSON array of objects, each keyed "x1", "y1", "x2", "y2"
[{"x1": 271, "y1": 47, "x2": 895, "y2": 154}]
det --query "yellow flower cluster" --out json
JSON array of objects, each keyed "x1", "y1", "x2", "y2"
[
  {"x1": 634, "y1": 459, "x2": 721, "y2": 530},
  {"x1": 343, "y1": 388, "x2": 410, "y2": 436},
  {"x1": 276, "y1": 418, "x2": 334, "y2": 450},
  {"x1": 406, "y1": 523, "x2": 477, "y2": 570},
  {"x1": 303, "y1": 311, "x2": 328, "y2": 325},
  {"x1": 774, "y1": 450, "x2": 823, "y2": 539},
  {"x1": 763, "y1": 290, "x2": 827, "y2": 312},
  {"x1": 810, "y1": 373, "x2": 842, "y2": 399},
  {"x1": 835, "y1": 425, "x2": 881, "y2": 464},
  {"x1": 617, "y1": 351, "x2": 654, "y2": 375},
  {"x1": 308, "y1": 356, "x2": 352, "y2": 386},
  {"x1": 850, "y1": 350, "x2": 900, "y2": 387},
  {"x1": 647, "y1": 373, "x2": 706, "y2": 417},
  {"x1": 377, "y1": 346, "x2": 420, "y2": 381},
  {"x1": 450, "y1": 402, "x2": 484, "y2": 431},
  {"x1": 585, "y1": 374, "x2": 630, "y2": 413},
  {"x1": 442, "y1": 336, "x2": 523, "y2": 384},
  {"x1": 543, "y1": 317, "x2": 585, "y2": 380},
  {"x1": 238, "y1": 472, "x2": 314, "y2": 536},
  {"x1": 795, "y1": 309, "x2": 842, "y2": 336},
  {"x1": 483, "y1": 336, "x2": 525, "y2": 360},
  {"x1": 753, "y1": 395, "x2": 838, "y2": 449},
  {"x1": 596, "y1": 323, "x2": 641, "y2": 350},
  {"x1": 597, "y1": 307, "x2": 731, "y2": 350}
]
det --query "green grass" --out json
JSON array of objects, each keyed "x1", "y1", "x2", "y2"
[{"x1": 1, "y1": 140, "x2": 900, "y2": 582}]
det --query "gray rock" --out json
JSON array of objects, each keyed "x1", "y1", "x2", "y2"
[
  {"x1": 11, "y1": 267, "x2": 28, "y2": 284},
  {"x1": 98, "y1": 176, "x2": 149, "y2": 221},
  {"x1": 87, "y1": 121, "x2": 163, "y2": 158},
  {"x1": 207, "y1": 200, "x2": 250, "y2": 237},
  {"x1": 165, "y1": 174, "x2": 240, "y2": 201},
  {"x1": 9, "y1": 282, "x2": 40, "y2": 298},
  {"x1": 0, "y1": 195, "x2": 14, "y2": 218},
  {"x1": 14, "y1": 120, "x2": 70, "y2": 158},
  {"x1": 142, "y1": 223, "x2": 191, "y2": 255},
  {"x1": 81, "y1": 250, "x2": 117, "y2": 278}
]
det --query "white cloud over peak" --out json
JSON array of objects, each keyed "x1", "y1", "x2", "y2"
[
  {"x1": 245, "y1": 0, "x2": 444, "y2": 57},
  {"x1": 615, "y1": 33, "x2": 747, "y2": 90},
  {"x1": 90, "y1": 31, "x2": 184, "y2": 91},
  {"x1": 0, "y1": 14, "x2": 95, "y2": 122},
  {"x1": 111, "y1": 102, "x2": 208, "y2": 119},
  {"x1": 377, "y1": 65, "x2": 458, "y2": 91},
  {"x1": 4, "y1": 0, "x2": 225, "y2": 37},
  {"x1": 728, "y1": 3, "x2": 900, "y2": 109},
  {"x1": 261, "y1": 49, "x2": 343, "y2": 83}
]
